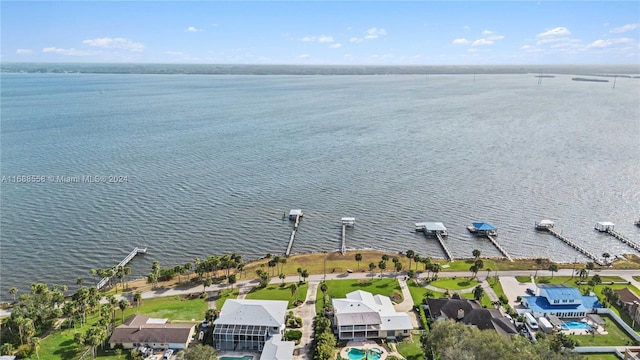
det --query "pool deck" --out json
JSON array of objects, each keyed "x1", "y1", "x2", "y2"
[
  {"x1": 560, "y1": 318, "x2": 608, "y2": 336},
  {"x1": 217, "y1": 351, "x2": 259, "y2": 360},
  {"x1": 340, "y1": 340, "x2": 389, "y2": 360}
]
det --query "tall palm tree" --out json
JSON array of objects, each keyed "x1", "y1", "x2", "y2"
[
  {"x1": 472, "y1": 249, "x2": 481, "y2": 260},
  {"x1": 548, "y1": 263, "x2": 558, "y2": 278},
  {"x1": 578, "y1": 268, "x2": 588, "y2": 280},
  {"x1": 133, "y1": 292, "x2": 142, "y2": 313},
  {"x1": 289, "y1": 283, "x2": 298, "y2": 303},
  {"x1": 378, "y1": 260, "x2": 386, "y2": 278},
  {"x1": 369, "y1": 262, "x2": 377, "y2": 278},
  {"x1": 406, "y1": 250, "x2": 415, "y2": 271},
  {"x1": 118, "y1": 299, "x2": 129, "y2": 323},
  {"x1": 355, "y1": 253, "x2": 363, "y2": 271},
  {"x1": 602, "y1": 253, "x2": 611, "y2": 265},
  {"x1": 9, "y1": 287, "x2": 17, "y2": 302}
]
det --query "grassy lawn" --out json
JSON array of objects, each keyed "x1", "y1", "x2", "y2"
[
  {"x1": 428, "y1": 277, "x2": 478, "y2": 290},
  {"x1": 245, "y1": 282, "x2": 309, "y2": 309},
  {"x1": 407, "y1": 279, "x2": 446, "y2": 305},
  {"x1": 28, "y1": 295, "x2": 207, "y2": 360},
  {"x1": 216, "y1": 288, "x2": 239, "y2": 311},
  {"x1": 315, "y1": 278, "x2": 401, "y2": 313},
  {"x1": 122, "y1": 295, "x2": 208, "y2": 322},
  {"x1": 569, "y1": 316, "x2": 636, "y2": 346},
  {"x1": 583, "y1": 354, "x2": 623, "y2": 360},
  {"x1": 396, "y1": 334, "x2": 425, "y2": 360}
]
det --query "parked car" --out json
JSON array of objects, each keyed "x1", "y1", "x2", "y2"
[
  {"x1": 163, "y1": 349, "x2": 174, "y2": 359},
  {"x1": 526, "y1": 288, "x2": 535, "y2": 296}
]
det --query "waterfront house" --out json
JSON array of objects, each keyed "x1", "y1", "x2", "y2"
[
  {"x1": 614, "y1": 288, "x2": 640, "y2": 325},
  {"x1": 259, "y1": 334, "x2": 295, "y2": 360},
  {"x1": 424, "y1": 296, "x2": 518, "y2": 335},
  {"x1": 108, "y1": 315, "x2": 195, "y2": 350},
  {"x1": 520, "y1": 284, "x2": 602, "y2": 318},
  {"x1": 213, "y1": 299, "x2": 289, "y2": 352},
  {"x1": 331, "y1": 290, "x2": 412, "y2": 340}
]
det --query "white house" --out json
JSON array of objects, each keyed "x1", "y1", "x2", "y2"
[
  {"x1": 213, "y1": 299, "x2": 290, "y2": 352},
  {"x1": 332, "y1": 290, "x2": 412, "y2": 340},
  {"x1": 259, "y1": 334, "x2": 295, "y2": 360}
]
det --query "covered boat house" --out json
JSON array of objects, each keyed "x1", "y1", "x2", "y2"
[
  {"x1": 467, "y1": 222, "x2": 497, "y2": 236},
  {"x1": 415, "y1": 222, "x2": 448, "y2": 236},
  {"x1": 594, "y1": 221, "x2": 615, "y2": 232}
]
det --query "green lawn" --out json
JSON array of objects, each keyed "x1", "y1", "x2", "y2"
[
  {"x1": 568, "y1": 316, "x2": 636, "y2": 346},
  {"x1": 29, "y1": 295, "x2": 207, "y2": 360},
  {"x1": 123, "y1": 295, "x2": 208, "y2": 321},
  {"x1": 428, "y1": 277, "x2": 479, "y2": 290},
  {"x1": 216, "y1": 288, "x2": 239, "y2": 311},
  {"x1": 315, "y1": 278, "x2": 401, "y2": 313},
  {"x1": 583, "y1": 354, "x2": 623, "y2": 360},
  {"x1": 245, "y1": 282, "x2": 309, "y2": 309},
  {"x1": 396, "y1": 334, "x2": 425, "y2": 360}
]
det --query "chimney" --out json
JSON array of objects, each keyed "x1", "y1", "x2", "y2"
[{"x1": 457, "y1": 308, "x2": 464, "y2": 320}]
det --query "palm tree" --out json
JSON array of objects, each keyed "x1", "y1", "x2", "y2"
[
  {"x1": 534, "y1": 258, "x2": 544, "y2": 278},
  {"x1": 548, "y1": 263, "x2": 558, "y2": 278},
  {"x1": 469, "y1": 265, "x2": 479, "y2": 279},
  {"x1": 473, "y1": 285, "x2": 484, "y2": 301},
  {"x1": 133, "y1": 292, "x2": 142, "y2": 313},
  {"x1": 289, "y1": 283, "x2": 298, "y2": 303},
  {"x1": 118, "y1": 299, "x2": 129, "y2": 323},
  {"x1": 31, "y1": 336, "x2": 41, "y2": 360},
  {"x1": 378, "y1": 260, "x2": 386, "y2": 278},
  {"x1": 406, "y1": 250, "x2": 415, "y2": 271},
  {"x1": 301, "y1": 269, "x2": 309, "y2": 283},
  {"x1": 592, "y1": 274, "x2": 602, "y2": 286},
  {"x1": 602, "y1": 253, "x2": 611, "y2": 265},
  {"x1": 279, "y1": 273, "x2": 286, "y2": 284},
  {"x1": 369, "y1": 262, "x2": 377, "y2": 278},
  {"x1": 578, "y1": 268, "x2": 588, "y2": 281},
  {"x1": 394, "y1": 260, "x2": 402, "y2": 274},
  {"x1": 472, "y1": 249, "x2": 481, "y2": 260},
  {"x1": 355, "y1": 253, "x2": 363, "y2": 271},
  {"x1": 228, "y1": 274, "x2": 237, "y2": 290},
  {"x1": 9, "y1": 287, "x2": 17, "y2": 302},
  {"x1": 320, "y1": 282, "x2": 328, "y2": 294},
  {"x1": 586, "y1": 262, "x2": 595, "y2": 277},
  {"x1": 297, "y1": 267, "x2": 303, "y2": 282},
  {"x1": 485, "y1": 268, "x2": 492, "y2": 281},
  {"x1": 203, "y1": 277, "x2": 213, "y2": 293}
]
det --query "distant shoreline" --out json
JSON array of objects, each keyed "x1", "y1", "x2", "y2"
[{"x1": 2, "y1": 62, "x2": 640, "y2": 76}]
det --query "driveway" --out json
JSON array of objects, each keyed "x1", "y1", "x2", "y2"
[{"x1": 500, "y1": 276, "x2": 535, "y2": 310}]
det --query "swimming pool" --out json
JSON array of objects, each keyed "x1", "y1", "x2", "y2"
[
  {"x1": 347, "y1": 348, "x2": 382, "y2": 360},
  {"x1": 561, "y1": 321, "x2": 591, "y2": 330},
  {"x1": 219, "y1": 356, "x2": 254, "y2": 360}
]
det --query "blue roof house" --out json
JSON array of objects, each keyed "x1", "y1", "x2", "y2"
[
  {"x1": 467, "y1": 222, "x2": 498, "y2": 236},
  {"x1": 519, "y1": 284, "x2": 602, "y2": 318}
]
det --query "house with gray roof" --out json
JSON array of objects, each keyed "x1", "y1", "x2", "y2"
[
  {"x1": 332, "y1": 290, "x2": 412, "y2": 340},
  {"x1": 259, "y1": 334, "x2": 295, "y2": 360},
  {"x1": 108, "y1": 314, "x2": 195, "y2": 350},
  {"x1": 425, "y1": 296, "x2": 518, "y2": 336},
  {"x1": 213, "y1": 299, "x2": 289, "y2": 352}
]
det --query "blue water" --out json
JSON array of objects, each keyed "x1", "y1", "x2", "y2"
[
  {"x1": 219, "y1": 357, "x2": 254, "y2": 360},
  {"x1": 562, "y1": 321, "x2": 591, "y2": 330},
  {"x1": 348, "y1": 348, "x2": 382, "y2": 360},
  {"x1": 1, "y1": 71, "x2": 639, "y2": 300}
]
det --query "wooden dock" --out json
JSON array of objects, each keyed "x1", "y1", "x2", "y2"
[
  {"x1": 96, "y1": 247, "x2": 147, "y2": 289},
  {"x1": 605, "y1": 229, "x2": 640, "y2": 253},
  {"x1": 340, "y1": 217, "x2": 355, "y2": 255},
  {"x1": 285, "y1": 210, "x2": 303, "y2": 256},
  {"x1": 433, "y1": 232, "x2": 454, "y2": 261},
  {"x1": 544, "y1": 228, "x2": 605, "y2": 266},
  {"x1": 487, "y1": 235, "x2": 513, "y2": 261}
]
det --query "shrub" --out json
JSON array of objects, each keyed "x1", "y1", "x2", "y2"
[
  {"x1": 285, "y1": 329, "x2": 303, "y2": 344},
  {"x1": 418, "y1": 305, "x2": 429, "y2": 331}
]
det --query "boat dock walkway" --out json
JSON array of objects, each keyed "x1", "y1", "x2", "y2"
[
  {"x1": 487, "y1": 235, "x2": 513, "y2": 261},
  {"x1": 285, "y1": 210, "x2": 303, "y2": 256},
  {"x1": 434, "y1": 232, "x2": 454, "y2": 261},
  {"x1": 545, "y1": 228, "x2": 605, "y2": 266},
  {"x1": 605, "y1": 229, "x2": 640, "y2": 253},
  {"x1": 340, "y1": 217, "x2": 355, "y2": 255},
  {"x1": 96, "y1": 247, "x2": 147, "y2": 289}
]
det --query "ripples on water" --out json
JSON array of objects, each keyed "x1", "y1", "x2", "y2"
[{"x1": 1, "y1": 73, "x2": 639, "y2": 299}]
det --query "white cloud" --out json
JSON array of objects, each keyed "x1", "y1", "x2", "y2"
[
  {"x1": 298, "y1": 54, "x2": 311, "y2": 59},
  {"x1": 609, "y1": 24, "x2": 640, "y2": 33},
  {"x1": 302, "y1": 35, "x2": 334, "y2": 43},
  {"x1": 472, "y1": 39, "x2": 494, "y2": 46},
  {"x1": 481, "y1": 30, "x2": 494, "y2": 35},
  {"x1": 330, "y1": 43, "x2": 342, "y2": 49},
  {"x1": 452, "y1": 38, "x2": 471, "y2": 45},
  {"x1": 16, "y1": 49, "x2": 33, "y2": 55},
  {"x1": 587, "y1": 38, "x2": 634, "y2": 48},
  {"x1": 82, "y1": 37, "x2": 144, "y2": 51},
  {"x1": 463, "y1": 25, "x2": 470, "y2": 30},
  {"x1": 364, "y1": 27, "x2": 387, "y2": 40},
  {"x1": 351, "y1": 27, "x2": 387, "y2": 43},
  {"x1": 42, "y1": 47, "x2": 96, "y2": 56},
  {"x1": 537, "y1": 27, "x2": 571, "y2": 38},
  {"x1": 185, "y1": 26, "x2": 202, "y2": 32}
]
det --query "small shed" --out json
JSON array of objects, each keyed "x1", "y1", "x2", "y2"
[
  {"x1": 594, "y1": 221, "x2": 614, "y2": 232},
  {"x1": 289, "y1": 209, "x2": 303, "y2": 220},
  {"x1": 415, "y1": 222, "x2": 448, "y2": 236}
]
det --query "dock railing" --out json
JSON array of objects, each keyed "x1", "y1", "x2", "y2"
[{"x1": 96, "y1": 247, "x2": 147, "y2": 290}]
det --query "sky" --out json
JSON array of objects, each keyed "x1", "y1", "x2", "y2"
[{"x1": 1, "y1": 1, "x2": 639, "y2": 65}]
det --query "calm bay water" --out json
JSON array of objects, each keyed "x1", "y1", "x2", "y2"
[{"x1": 1, "y1": 72, "x2": 639, "y2": 300}]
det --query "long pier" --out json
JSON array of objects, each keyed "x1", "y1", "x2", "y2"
[
  {"x1": 340, "y1": 217, "x2": 355, "y2": 255},
  {"x1": 605, "y1": 229, "x2": 640, "y2": 253},
  {"x1": 486, "y1": 235, "x2": 513, "y2": 261},
  {"x1": 285, "y1": 210, "x2": 303, "y2": 256},
  {"x1": 96, "y1": 247, "x2": 147, "y2": 289},
  {"x1": 434, "y1": 232, "x2": 454, "y2": 261},
  {"x1": 546, "y1": 228, "x2": 605, "y2": 266}
]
